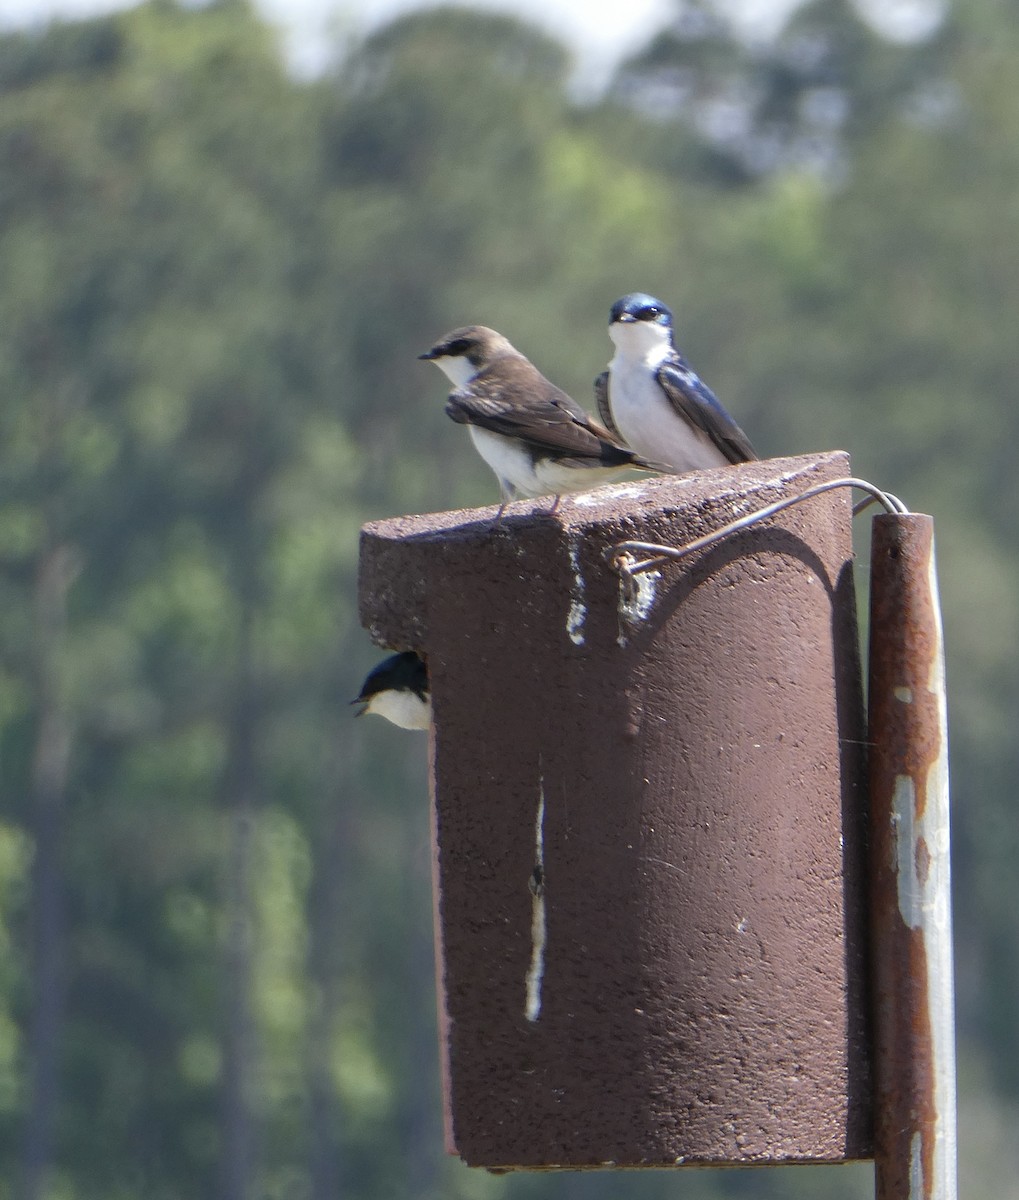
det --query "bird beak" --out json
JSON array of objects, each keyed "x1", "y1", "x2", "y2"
[
  {"x1": 615, "y1": 313, "x2": 636, "y2": 324},
  {"x1": 418, "y1": 348, "x2": 439, "y2": 361},
  {"x1": 350, "y1": 698, "x2": 369, "y2": 717}
]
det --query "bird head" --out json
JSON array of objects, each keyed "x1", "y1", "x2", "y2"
[
  {"x1": 607, "y1": 293, "x2": 675, "y2": 353},
  {"x1": 418, "y1": 325, "x2": 516, "y2": 387},
  {"x1": 351, "y1": 652, "x2": 430, "y2": 730}
]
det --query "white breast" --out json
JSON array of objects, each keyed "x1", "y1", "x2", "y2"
[
  {"x1": 470, "y1": 426, "x2": 631, "y2": 501},
  {"x1": 366, "y1": 689, "x2": 431, "y2": 731},
  {"x1": 469, "y1": 426, "x2": 541, "y2": 499},
  {"x1": 607, "y1": 347, "x2": 726, "y2": 475}
]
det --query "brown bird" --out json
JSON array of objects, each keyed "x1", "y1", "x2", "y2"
[{"x1": 420, "y1": 325, "x2": 662, "y2": 517}]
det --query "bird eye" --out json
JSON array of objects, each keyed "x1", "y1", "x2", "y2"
[
  {"x1": 447, "y1": 338, "x2": 471, "y2": 355},
  {"x1": 640, "y1": 306, "x2": 661, "y2": 320}
]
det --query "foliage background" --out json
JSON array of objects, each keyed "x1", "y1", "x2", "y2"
[{"x1": 1, "y1": 0, "x2": 1017, "y2": 1195}]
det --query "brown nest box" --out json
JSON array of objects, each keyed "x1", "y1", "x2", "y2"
[{"x1": 359, "y1": 450, "x2": 872, "y2": 1171}]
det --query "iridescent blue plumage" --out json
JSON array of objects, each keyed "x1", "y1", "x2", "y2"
[
  {"x1": 352, "y1": 651, "x2": 430, "y2": 730},
  {"x1": 596, "y1": 292, "x2": 757, "y2": 472}
]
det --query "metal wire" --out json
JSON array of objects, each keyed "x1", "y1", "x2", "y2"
[{"x1": 605, "y1": 477, "x2": 909, "y2": 589}]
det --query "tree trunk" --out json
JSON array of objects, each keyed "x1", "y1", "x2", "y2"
[
  {"x1": 21, "y1": 545, "x2": 78, "y2": 1200},
  {"x1": 305, "y1": 745, "x2": 352, "y2": 1200},
  {"x1": 220, "y1": 601, "x2": 259, "y2": 1200}
]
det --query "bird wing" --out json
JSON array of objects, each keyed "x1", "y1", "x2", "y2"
[
  {"x1": 446, "y1": 361, "x2": 641, "y2": 468},
  {"x1": 593, "y1": 370, "x2": 621, "y2": 439},
  {"x1": 656, "y1": 357, "x2": 758, "y2": 464}
]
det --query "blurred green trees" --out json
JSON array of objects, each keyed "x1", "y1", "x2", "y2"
[{"x1": 0, "y1": 0, "x2": 1017, "y2": 1196}]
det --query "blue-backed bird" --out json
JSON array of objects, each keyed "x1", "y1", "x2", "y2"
[
  {"x1": 352, "y1": 651, "x2": 430, "y2": 731},
  {"x1": 595, "y1": 293, "x2": 756, "y2": 473}
]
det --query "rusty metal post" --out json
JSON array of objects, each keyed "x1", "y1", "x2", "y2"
[{"x1": 868, "y1": 514, "x2": 956, "y2": 1200}]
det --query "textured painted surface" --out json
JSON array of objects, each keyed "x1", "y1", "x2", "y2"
[
  {"x1": 868, "y1": 516, "x2": 956, "y2": 1200},
  {"x1": 360, "y1": 451, "x2": 872, "y2": 1169}
]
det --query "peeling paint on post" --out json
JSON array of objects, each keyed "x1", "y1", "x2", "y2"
[
  {"x1": 523, "y1": 774, "x2": 546, "y2": 1023},
  {"x1": 868, "y1": 514, "x2": 957, "y2": 1200}
]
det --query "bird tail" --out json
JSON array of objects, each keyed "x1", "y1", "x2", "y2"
[{"x1": 629, "y1": 453, "x2": 675, "y2": 474}]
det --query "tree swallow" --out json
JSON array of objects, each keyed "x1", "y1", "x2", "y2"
[
  {"x1": 351, "y1": 651, "x2": 430, "y2": 731},
  {"x1": 595, "y1": 293, "x2": 757, "y2": 473},
  {"x1": 420, "y1": 325, "x2": 661, "y2": 514}
]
